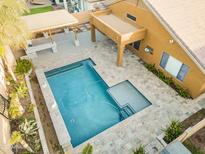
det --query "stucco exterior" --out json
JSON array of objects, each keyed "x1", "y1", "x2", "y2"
[
  {"x1": 0, "y1": 46, "x2": 16, "y2": 154},
  {"x1": 108, "y1": 1, "x2": 205, "y2": 98}
]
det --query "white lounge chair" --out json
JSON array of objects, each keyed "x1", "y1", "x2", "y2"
[{"x1": 25, "y1": 38, "x2": 58, "y2": 58}]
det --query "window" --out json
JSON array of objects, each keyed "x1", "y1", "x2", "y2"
[{"x1": 160, "y1": 52, "x2": 189, "y2": 81}]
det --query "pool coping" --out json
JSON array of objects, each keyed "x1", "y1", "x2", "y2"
[
  {"x1": 25, "y1": 72, "x2": 50, "y2": 154},
  {"x1": 35, "y1": 68, "x2": 73, "y2": 153}
]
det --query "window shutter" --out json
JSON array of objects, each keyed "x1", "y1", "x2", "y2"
[
  {"x1": 177, "y1": 64, "x2": 189, "y2": 81},
  {"x1": 160, "y1": 52, "x2": 169, "y2": 68}
]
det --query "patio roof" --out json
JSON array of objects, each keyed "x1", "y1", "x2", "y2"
[
  {"x1": 22, "y1": 10, "x2": 79, "y2": 33},
  {"x1": 90, "y1": 9, "x2": 146, "y2": 66},
  {"x1": 144, "y1": 0, "x2": 205, "y2": 74}
]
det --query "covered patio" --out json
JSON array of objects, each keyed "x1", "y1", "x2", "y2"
[
  {"x1": 22, "y1": 10, "x2": 79, "y2": 58},
  {"x1": 90, "y1": 9, "x2": 146, "y2": 66}
]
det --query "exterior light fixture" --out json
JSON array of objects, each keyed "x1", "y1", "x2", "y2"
[
  {"x1": 144, "y1": 45, "x2": 153, "y2": 54},
  {"x1": 169, "y1": 39, "x2": 174, "y2": 44}
]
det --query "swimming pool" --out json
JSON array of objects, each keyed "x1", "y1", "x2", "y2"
[{"x1": 45, "y1": 59, "x2": 151, "y2": 147}]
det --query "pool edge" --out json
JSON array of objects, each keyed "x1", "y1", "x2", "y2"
[{"x1": 35, "y1": 68, "x2": 73, "y2": 153}]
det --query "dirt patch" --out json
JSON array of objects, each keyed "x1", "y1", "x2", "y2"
[
  {"x1": 181, "y1": 109, "x2": 205, "y2": 153},
  {"x1": 182, "y1": 109, "x2": 205, "y2": 130},
  {"x1": 30, "y1": 73, "x2": 63, "y2": 154}
]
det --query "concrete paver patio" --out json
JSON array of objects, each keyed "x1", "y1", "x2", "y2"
[{"x1": 31, "y1": 31, "x2": 205, "y2": 154}]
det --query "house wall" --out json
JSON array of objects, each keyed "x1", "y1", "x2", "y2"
[
  {"x1": 0, "y1": 46, "x2": 16, "y2": 154},
  {"x1": 109, "y1": 1, "x2": 205, "y2": 98}
]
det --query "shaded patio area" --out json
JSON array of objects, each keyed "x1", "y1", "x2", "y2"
[
  {"x1": 29, "y1": 31, "x2": 204, "y2": 154},
  {"x1": 90, "y1": 9, "x2": 146, "y2": 66}
]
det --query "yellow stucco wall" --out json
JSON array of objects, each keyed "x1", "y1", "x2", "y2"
[{"x1": 109, "y1": 1, "x2": 205, "y2": 98}]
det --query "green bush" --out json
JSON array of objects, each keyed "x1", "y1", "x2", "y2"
[
  {"x1": 163, "y1": 120, "x2": 183, "y2": 143},
  {"x1": 82, "y1": 143, "x2": 93, "y2": 154},
  {"x1": 144, "y1": 64, "x2": 191, "y2": 98},
  {"x1": 15, "y1": 59, "x2": 32, "y2": 75},
  {"x1": 26, "y1": 103, "x2": 35, "y2": 113},
  {"x1": 133, "y1": 145, "x2": 145, "y2": 154},
  {"x1": 8, "y1": 93, "x2": 23, "y2": 119},
  {"x1": 15, "y1": 81, "x2": 28, "y2": 98}
]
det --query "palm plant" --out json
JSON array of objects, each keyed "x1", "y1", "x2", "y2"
[
  {"x1": 0, "y1": 0, "x2": 29, "y2": 80},
  {"x1": 10, "y1": 131, "x2": 34, "y2": 153},
  {"x1": 0, "y1": 0, "x2": 29, "y2": 51},
  {"x1": 19, "y1": 119, "x2": 38, "y2": 138}
]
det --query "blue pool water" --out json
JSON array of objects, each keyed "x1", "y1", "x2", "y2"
[{"x1": 45, "y1": 59, "x2": 121, "y2": 147}]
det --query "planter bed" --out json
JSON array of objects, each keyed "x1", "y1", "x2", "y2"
[
  {"x1": 30, "y1": 73, "x2": 63, "y2": 154},
  {"x1": 181, "y1": 109, "x2": 205, "y2": 154},
  {"x1": 158, "y1": 109, "x2": 205, "y2": 154},
  {"x1": 9, "y1": 80, "x2": 43, "y2": 154}
]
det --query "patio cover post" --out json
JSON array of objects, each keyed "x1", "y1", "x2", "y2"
[
  {"x1": 73, "y1": 31, "x2": 79, "y2": 46},
  {"x1": 48, "y1": 30, "x2": 54, "y2": 43},
  {"x1": 117, "y1": 44, "x2": 125, "y2": 66},
  {"x1": 91, "y1": 24, "x2": 96, "y2": 42},
  {"x1": 63, "y1": 0, "x2": 68, "y2": 11}
]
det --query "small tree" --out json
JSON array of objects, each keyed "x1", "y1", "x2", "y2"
[
  {"x1": 163, "y1": 120, "x2": 183, "y2": 143},
  {"x1": 82, "y1": 143, "x2": 93, "y2": 154},
  {"x1": 10, "y1": 131, "x2": 34, "y2": 153}
]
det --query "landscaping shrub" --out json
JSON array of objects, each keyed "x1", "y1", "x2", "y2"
[
  {"x1": 8, "y1": 93, "x2": 23, "y2": 119},
  {"x1": 163, "y1": 120, "x2": 183, "y2": 143},
  {"x1": 144, "y1": 64, "x2": 191, "y2": 98},
  {"x1": 15, "y1": 81, "x2": 28, "y2": 98},
  {"x1": 15, "y1": 59, "x2": 32, "y2": 75},
  {"x1": 133, "y1": 145, "x2": 145, "y2": 154},
  {"x1": 10, "y1": 131, "x2": 34, "y2": 153},
  {"x1": 19, "y1": 119, "x2": 38, "y2": 138},
  {"x1": 26, "y1": 103, "x2": 35, "y2": 113},
  {"x1": 82, "y1": 143, "x2": 93, "y2": 154}
]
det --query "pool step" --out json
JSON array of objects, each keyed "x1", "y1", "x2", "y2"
[
  {"x1": 120, "y1": 104, "x2": 135, "y2": 120},
  {"x1": 46, "y1": 63, "x2": 83, "y2": 77}
]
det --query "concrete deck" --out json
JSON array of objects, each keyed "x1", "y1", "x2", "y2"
[{"x1": 31, "y1": 31, "x2": 205, "y2": 154}]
